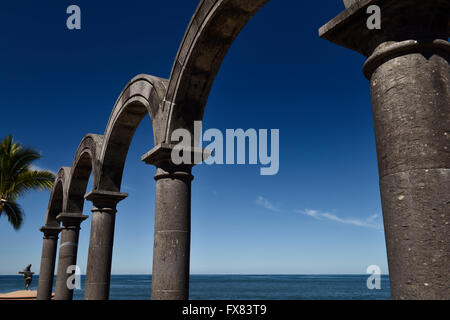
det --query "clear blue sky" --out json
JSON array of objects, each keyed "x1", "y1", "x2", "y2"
[{"x1": 0, "y1": 0, "x2": 388, "y2": 275}]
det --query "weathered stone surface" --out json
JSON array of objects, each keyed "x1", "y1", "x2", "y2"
[
  {"x1": 36, "y1": 226, "x2": 61, "y2": 300},
  {"x1": 321, "y1": 0, "x2": 450, "y2": 300},
  {"x1": 83, "y1": 190, "x2": 127, "y2": 300},
  {"x1": 343, "y1": 0, "x2": 359, "y2": 8},
  {"x1": 97, "y1": 75, "x2": 168, "y2": 192},
  {"x1": 38, "y1": 73, "x2": 168, "y2": 300},
  {"x1": 66, "y1": 134, "x2": 103, "y2": 213},
  {"x1": 380, "y1": 169, "x2": 450, "y2": 299},
  {"x1": 370, "y1": 50, "x2": 450, "y2": 177},
  {"x1": 43, "y1": 167, "x2": 71, "y2": 227},
  {"x1": 369, "y1": 45, "x2": 449, "y2": 300},
  {"x1": 164, "y1": 0, "x2": 269, "y2": 141},
  {"x1": 150, "y1": 166, "x2": 193, "y2": 300},
  {"x1": 36, "y1": 0, "x2": 449, "y2": 302},
  {"x1": 54, "y1": 213, "x2": 88, "y2": 300},
  {"x1": 143, "y1": 144, "x2": 194, "y2": 300},
  {"x1": 37, "y1": 166, "x2": 69, "y2": 300},
  {"x1": 320, "y1": 0, "x2": 450, "y2": 57},
  {"x1": 46, "y1": 135, "x2": 103, "y2": 301},
  {"x1": 141, "y1": 143, "x2": 210, "y2": 168}
]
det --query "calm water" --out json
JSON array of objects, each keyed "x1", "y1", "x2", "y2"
[{"x1": 0, "y1": 275, "x2": 391, "y2": 300}]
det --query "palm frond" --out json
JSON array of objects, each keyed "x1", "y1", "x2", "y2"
[
  {"x1": 12, "y1": 170, "x2": 55, "y2": 197},
  {"x1": 10, "y1": 148, "x2": 42, "y2": 176},
  {"x1": 0, "y1": 135, "x2": 53, "y2": 230},
  {"x1": 2, "y1": 200, "x2": 24, "y2": 230},
  {"x1": 0, "y1": 135, "x2": 13, "y2": 154}
]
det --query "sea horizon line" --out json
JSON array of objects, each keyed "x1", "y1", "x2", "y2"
[{"x1": 0, "y1": 273, "x2": 390, "y2": 276}]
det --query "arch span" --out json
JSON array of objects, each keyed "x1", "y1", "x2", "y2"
[
  {"x1": 65, "y1": 134, "x2": 104, "y2": 213},
  {"x1": 97, "y1": 74, "x2": 168, "y2": 192},
  {"x1": 36, "y1": 0, "x2": 450, "y2": 301},
  {"x1": 44, "y1": 167, "x2": 70, "y2": 227},
  {"x1": 38, "y1": 166, "x2": 70, "y2": 300},
  {"x1": 39, "y1": 74, "x2": 169, "y2": 300},
  {"x1": 81, "y1": 74, "x2": 169, "y2": 300},
  {"x1": 164, "y1": 0, "x2": 269, "y2": 140},
  {"x1": 51, "y1": 134, "x2": 103, "y2": 301}
]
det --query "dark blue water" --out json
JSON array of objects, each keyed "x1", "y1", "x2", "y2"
[{"x1": 0, "y1": 275, "x2": 391, "y2": 300}]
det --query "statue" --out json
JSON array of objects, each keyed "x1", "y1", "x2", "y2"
[{"x1": 18, "y1": 264, "x2": 34, "y2": 290}]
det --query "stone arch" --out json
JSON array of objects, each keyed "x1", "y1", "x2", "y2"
[
  {"x1": 44, "y1": 167, "x2": 70, "y2": 227},
  {"x1": 96, "y1": 74, "x2": 168, "y2": 192},
  {"x1": 142, "y1": 0, "x2": 271, "y2": 300},
  {"x1": 164, "y1": 0, "x2": 269, "y2": 140},
  {"x1": 65, "y1": 134, "x2": 104, "y2": 213},
  {"x1": 81, "y1": 74, "x2": 169, "y2": 300},
  {"x1": 35, "y1": 0, "x2": 449, "y2": 301}
]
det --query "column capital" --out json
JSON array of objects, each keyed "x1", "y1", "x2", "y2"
[
  {"x1": 39, "y1": 225, "x2": 62, "y2": 239},
  {"x1": 56, "y1": 212, "x2": 88, "y2": 228},
  {"x1": 319, "y1": 0, "x2": 450, "y2": 57},
  {"x1": 141, "y1": 143, "x2": 211, "y2": 171},
  {"x1": 84, "y1": 190, "x2": 128, "y2": 214}
]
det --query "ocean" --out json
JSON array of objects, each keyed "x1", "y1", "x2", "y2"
[{"x1": 0, "y1": 274, "x2": 391, "y2": 300}]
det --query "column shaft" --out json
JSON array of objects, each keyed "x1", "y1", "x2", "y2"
[
  {"x1": 368, "y1": 45, "x2": 450, "y2": 299},
  {"x1": 37, "y1": 226, "x2": 61, "y2": 300},
  {"x1": 320, "y1": 0, "x2": 450, "y2": 300},
  {"x1": 84, "y1": 209, "x2": 115, "y2": 300},
  {"x1": 83, "y1": 190, "x2": 127, "y2": 300},
  {"x1": 54, "y1": 213, "x2": 88, "y2": 300},
  {"x1": 142, "y1": 143, "x2": 206, "y2": 300},
  {"x1": 151, "y1": 168, "x2": 192, "y2": 300}
]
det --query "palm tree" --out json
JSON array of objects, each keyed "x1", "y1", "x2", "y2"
[{"x1": 0, "y1": 135, "x2": 55, "y2": 230}]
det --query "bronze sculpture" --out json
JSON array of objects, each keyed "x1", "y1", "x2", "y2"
[{"x1": 18, "y1": 264, "x2": 34, "y2": 290}]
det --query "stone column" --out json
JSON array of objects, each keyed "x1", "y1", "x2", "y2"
[
  {"x1": 37, "y1": 226, "x2": 61, "y2": 300},
  {"x1": 142, "y1": 143, "x2": 207, "y2": 300},
  {"x1": 83, "y1": 190, "x2": 127, "y2": 300},
  {"x1": 320, "y1": 1, "x2": 449, "y2": 299},
  {"x1": 54, "y1": 213, "x2": 88, "y2": 300}
]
